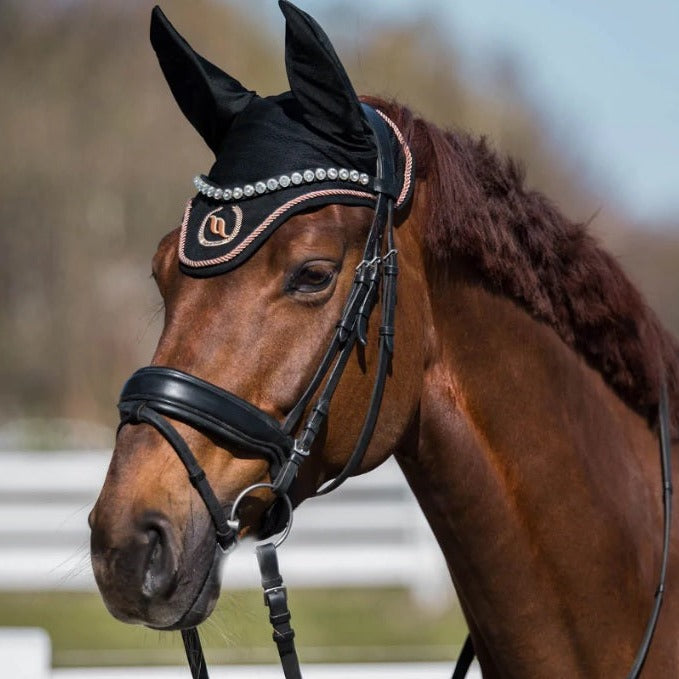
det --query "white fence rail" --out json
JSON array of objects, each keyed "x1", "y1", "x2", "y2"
[{"x1": 0, "y1": 451, "x2": 451, "y2": 605}]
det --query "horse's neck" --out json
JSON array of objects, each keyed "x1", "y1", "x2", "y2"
[{"x1": 397, "y1": 276, "x2": 664, "y2": 677}]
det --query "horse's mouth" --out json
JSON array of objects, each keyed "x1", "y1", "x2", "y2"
[{"x1": 150, "y1": 546, "x2": 224, "y2": 631}]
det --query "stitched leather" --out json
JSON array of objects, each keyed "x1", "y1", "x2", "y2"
[{"x1": 119, "y1": 366, "x2": 292, "y2": 474}]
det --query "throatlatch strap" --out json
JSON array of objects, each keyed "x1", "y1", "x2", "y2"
[
  {"x1": 181, "y1": 627, "x2": 209, "y2": 679},
  {"x1": 257, "y1": 543, "x2": 302, "y2": 679}
]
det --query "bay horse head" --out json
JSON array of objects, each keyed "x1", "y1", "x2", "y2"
[{"x1": 90, "y1": 1, "x2": 422, "y2": 631}]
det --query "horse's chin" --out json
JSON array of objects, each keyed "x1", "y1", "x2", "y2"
[
  {"x1": 95, "y1": 540, "x2": 224, "y2": 632},
  {"x1": 149, "y1": 547, "x2": 224, "y2": 631}
]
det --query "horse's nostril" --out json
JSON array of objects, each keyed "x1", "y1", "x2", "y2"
[{"x1": 139, "y1": 516, "x2": 178, "y2": 600}]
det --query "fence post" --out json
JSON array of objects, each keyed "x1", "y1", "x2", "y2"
[{"x1": 0, "y1": 628, "x2": 51, "y2": 679}]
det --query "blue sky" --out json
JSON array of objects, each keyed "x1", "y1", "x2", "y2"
[{"x1": 267, "y1": 0, "x2": 679, "y2": 226}]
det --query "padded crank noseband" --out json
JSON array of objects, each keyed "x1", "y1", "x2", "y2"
[
  {"x1": 119, "y1": 367, "x2": 292, "y2": 478},
  {"x1": 118, "y1": 367, "x2": 294, "y2": 549}
]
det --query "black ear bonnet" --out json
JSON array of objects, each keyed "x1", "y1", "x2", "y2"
[{"x1": 151, "y1": 1, "x2": 413, "y2": 276}]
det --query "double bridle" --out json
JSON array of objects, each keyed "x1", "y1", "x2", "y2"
[{"x1": 116, "y1": 104, "x2": 673, "y2": 679}]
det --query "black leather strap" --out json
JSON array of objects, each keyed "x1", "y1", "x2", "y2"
[
  {"x1": 280, "y1": 177, "x2": 390, "y2": 438},
  {"x1": 452, "y1": 635, "x2": 474, "y2": 679},
  {"x1": 181, "y1": 627, "x2": 210, "y2": 679},
  {"x1": 288, "y1": 110, "x2": 400, "y2": 497},
  {"x1": 257, "y1": 543, "x2": 302, "y2": 679},
  {"x1": 626, "y1": 378, "x2": 673, "y2": 679},
  {"x1": 362, "y1": 104, "x2": 398, "y2": 199},
  {"x1": 120, "y1": 367, "x2": 292, "y2": 476},
  {"x1": 120, "y1": 403, "x2": 236, "y2": 550},
  {"x1": 315, "y1": 201, "x2": 396, "y2": 496}
]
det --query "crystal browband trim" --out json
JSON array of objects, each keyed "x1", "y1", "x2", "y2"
[{"x1": 193, "y1": 167, "x2": 372, "y2": 201}]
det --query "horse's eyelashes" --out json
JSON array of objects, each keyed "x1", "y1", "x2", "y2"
[
  {"x1": 286, "y1": 261, "x2": 337, "y2": 295},
  {"x1": 298, "y1": 267, "x2": 332, "y2": 289}
]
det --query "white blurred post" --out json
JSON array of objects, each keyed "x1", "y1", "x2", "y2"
[{"x1": 0, "y1": 628, "x2": 51, "y2": 679}]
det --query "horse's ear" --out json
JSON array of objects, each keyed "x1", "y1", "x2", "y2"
[
  {"x1": 150, "y1": 6, "x2": 256, "y2": 154},
  {"x1": 279, "y1": 0, "x2": 369, "y2": 146}
]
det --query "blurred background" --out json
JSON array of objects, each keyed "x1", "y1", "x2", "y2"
[{"x1": 0, "y1": 0, "x2": 677, "y2": 673}]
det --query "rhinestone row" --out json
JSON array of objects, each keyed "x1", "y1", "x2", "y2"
[{"x1": 193, "y1": 167, "x2": 372, "y2": 201}]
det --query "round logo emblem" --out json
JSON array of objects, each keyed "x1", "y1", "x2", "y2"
[{"x1": 198, "y1": 206, "x2": 243, "y2": 246}]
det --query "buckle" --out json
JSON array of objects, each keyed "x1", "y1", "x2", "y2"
[{"x1": 263, "y1": 584, "x2": 287, "y2": 608}]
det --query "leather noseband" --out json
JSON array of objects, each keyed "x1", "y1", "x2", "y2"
[{"x1": 120, "y1": 367, "x2": 293, "y2": 474}]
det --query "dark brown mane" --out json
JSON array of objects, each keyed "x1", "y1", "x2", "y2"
[{"x1": 365, "y1": 96, "x2": 679, "y2": 438}]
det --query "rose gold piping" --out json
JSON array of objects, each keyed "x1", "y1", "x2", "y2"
[
  {"x1": 179, "y1": 189, "x2": 375, "y2": 268},
  {"x1": 375, "y1": 110, "x2": 413, "y2": 208}
]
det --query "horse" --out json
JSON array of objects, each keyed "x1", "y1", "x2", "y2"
[{"x1": 90, "y1": 3, "x2": 679, "y2": 677}]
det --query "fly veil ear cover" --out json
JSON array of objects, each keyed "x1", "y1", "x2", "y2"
[{"x1": 150, "y1": 1, "x2": 412, "y2": 277}]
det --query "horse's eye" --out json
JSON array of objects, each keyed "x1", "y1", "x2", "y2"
[{"x1": 287, "y1": 261, "x2": 337, "y2": 294}]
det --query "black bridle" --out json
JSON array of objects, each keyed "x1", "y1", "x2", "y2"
[
  {"x1": 117, "y1": 104, "x2": 403, "y2": 679},
  {"x1": 116, "y1": 103, "x2": 673, "y2": 679}
]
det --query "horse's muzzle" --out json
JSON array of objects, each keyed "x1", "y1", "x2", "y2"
[{"x1": 90, "y1": 505, "x2": 220, "y2": 629}]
